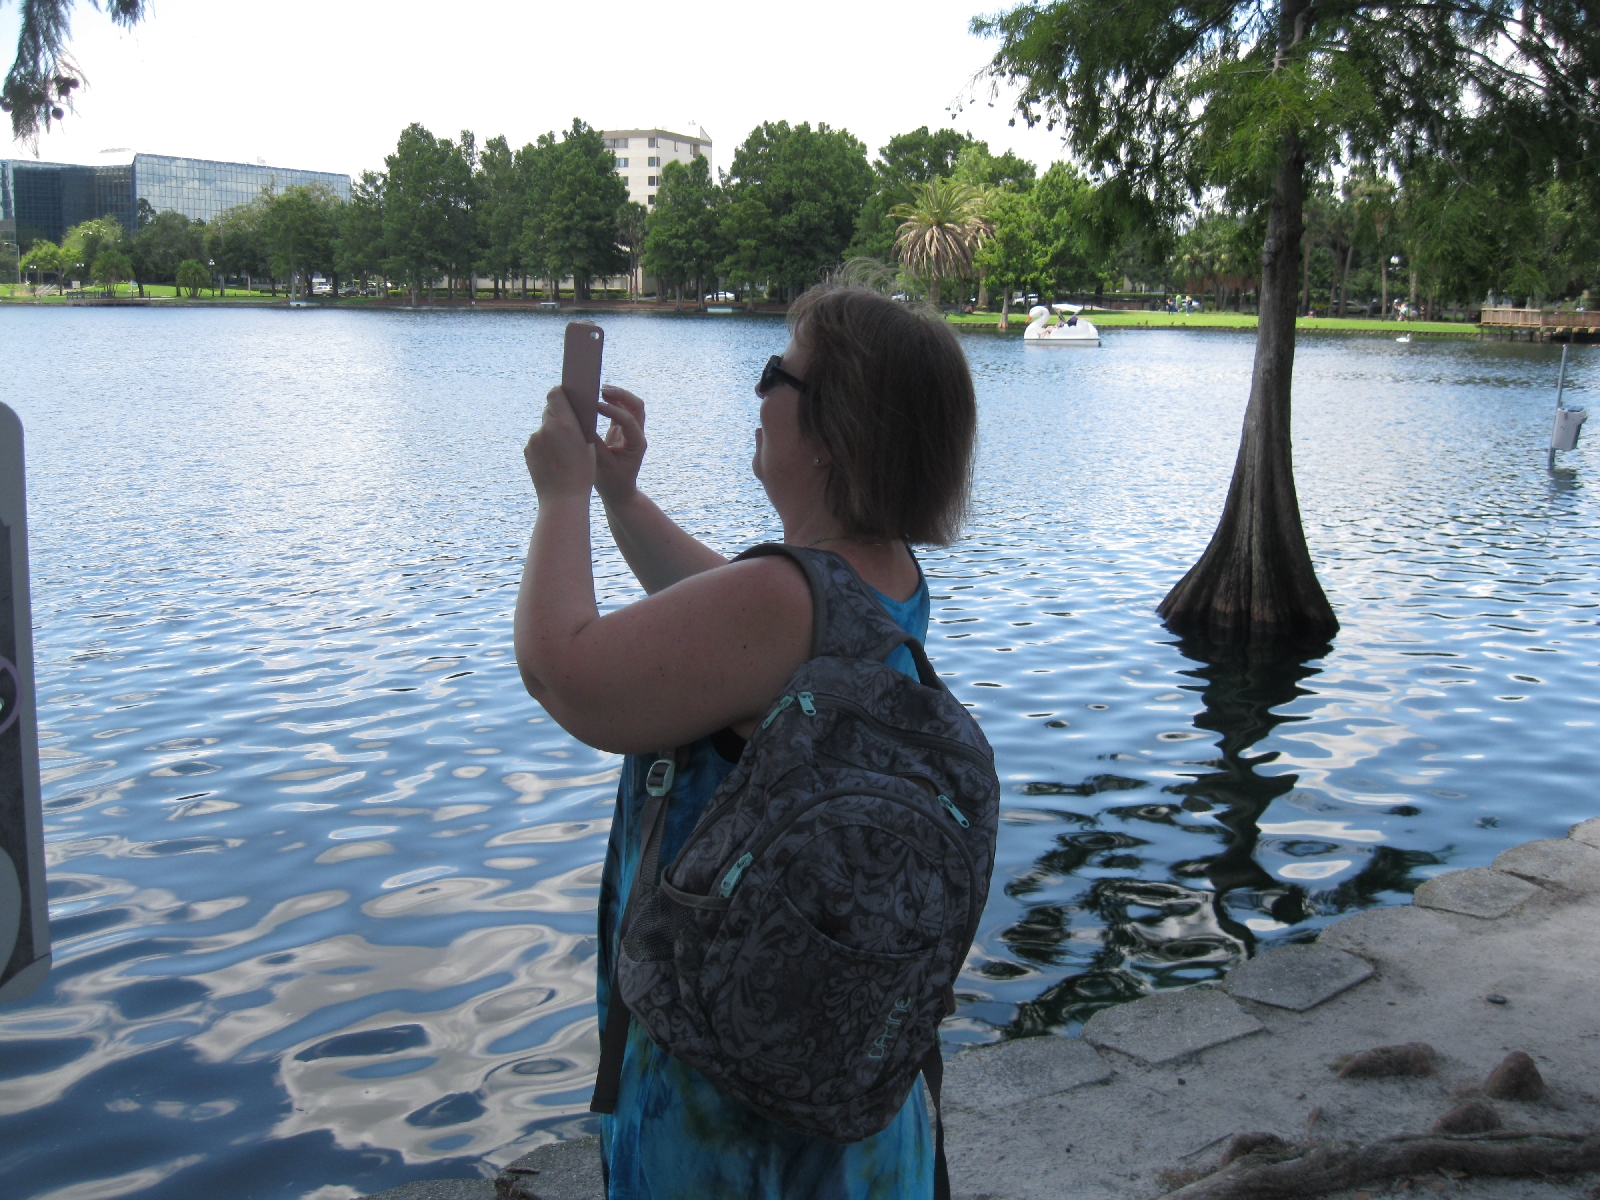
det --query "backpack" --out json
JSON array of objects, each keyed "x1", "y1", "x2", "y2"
[{"x1": 591, "y1": 544, "x2": 1000, "y2": 1171}]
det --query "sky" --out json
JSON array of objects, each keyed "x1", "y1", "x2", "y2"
[{"x1": 0, "y1": 0, "x2": 1073, "y2": 178}]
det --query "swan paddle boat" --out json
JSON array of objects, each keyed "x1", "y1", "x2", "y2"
[{"x1": 1023, "y1": 303, "x2": 1100, "y2": 345}]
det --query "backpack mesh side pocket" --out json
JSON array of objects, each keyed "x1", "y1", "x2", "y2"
[{"x1": 622, "y1": 887, "x2": 699, "y2": 963}]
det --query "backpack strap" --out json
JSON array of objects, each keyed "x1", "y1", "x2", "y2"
[
  {"x1": 735, "y1": 543, "x2": 941, "y2": 684},
  {"x1": 590, "y1": 752, "x2": 675, "y2": 1115},
  {"x1": 924, "y1": 1045, "x2": 951, "y2": 1200}
]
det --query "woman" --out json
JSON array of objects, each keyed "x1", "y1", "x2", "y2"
[{"x1": 515, "y1": 283, "x2": 978, "y2": 1199}]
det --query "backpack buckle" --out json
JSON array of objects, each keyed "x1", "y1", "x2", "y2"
[{"x1": 644, "y1": 756, "x2": 675, "y2": 797}]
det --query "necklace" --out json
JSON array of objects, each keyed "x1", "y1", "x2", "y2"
[{"x1": 803, "y1": 534, "x2": 889, "y2": 550}]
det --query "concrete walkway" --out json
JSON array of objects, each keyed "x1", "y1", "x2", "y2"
[{"x1": 365, "y1": 818, "x2": 1600, "y2": 1200}]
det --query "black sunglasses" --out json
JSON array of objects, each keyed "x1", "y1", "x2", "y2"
[{"x1": 757, "y1": 355, "x2": 808, "y2": 396}]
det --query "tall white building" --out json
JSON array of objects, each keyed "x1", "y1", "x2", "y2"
[{"x1": 600, "y1": 127, "x2": 712, "y2": 208}]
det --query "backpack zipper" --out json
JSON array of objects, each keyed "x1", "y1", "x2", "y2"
[
  {"x1": 716, "y1": 785, "x2": 980, "y2": 933},
  {"x1": 718, "y1": 852, "x2": 754, "y2": 897},
  {"x1": 760, "y1": 695, "x2": 794, "y2": 729},
  {"x1": 938, "y1": 794, "x2": 970, "y2": 828},
  {"x1": 797, "y1": 691, "x2": 817, "y2": 716},
  {"x1": 809, "y1": 691, "x2": 992, "y2": 770}
]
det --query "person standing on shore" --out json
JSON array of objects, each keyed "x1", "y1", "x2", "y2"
[{"x1": 514, "y1": 283, "x2": 984, "y2": 1198}]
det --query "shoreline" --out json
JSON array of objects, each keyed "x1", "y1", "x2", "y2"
[
  {"x1": 364, "y1": 817, "x2": 1600, "y2": 1200},
  {"x1": 0, "y1": 295, "x2": 1538, "y2": 339}
]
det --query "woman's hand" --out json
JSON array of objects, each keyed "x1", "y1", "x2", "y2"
[
  {"x1": 594, "y1": 385, "x2": 648, "y2": 507},
  {"x1": 524, "y1": 386, "x2": 596, "y2": 501}
]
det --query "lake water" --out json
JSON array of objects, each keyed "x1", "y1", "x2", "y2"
[{"x1": 1, "y1": 308, "x2": 1595, "y2": 1200}]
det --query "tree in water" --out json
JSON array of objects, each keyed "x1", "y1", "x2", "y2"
[{"x1": 974, "y1": 0, "x2": 1600, "y2": 643}]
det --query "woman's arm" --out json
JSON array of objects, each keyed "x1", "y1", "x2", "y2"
[
  {"x1": 595, "y1": 387, "x2": 727, "y2": 594},
  {"x1": 516, "y1": 386, "x2": 811, "y2": 753}
]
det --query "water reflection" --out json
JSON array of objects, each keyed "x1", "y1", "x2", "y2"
[{"x1": 995, "y1": 633, "x2": 1449, "y2": 1037}]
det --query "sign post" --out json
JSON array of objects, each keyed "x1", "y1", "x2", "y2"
[
  {"x1": 1, "y1": 401, "x2": 50, "y2": 1002},
  {"x1": 1548, "y1": 343, "x2": 1588, "y2": 468}
]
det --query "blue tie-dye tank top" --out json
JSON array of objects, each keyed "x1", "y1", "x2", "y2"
[{"x1": 594, "y1": 566, "x2": 934, "y2": 1200}]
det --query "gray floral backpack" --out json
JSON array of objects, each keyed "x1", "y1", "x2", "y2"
[{"x1": 591, "y1": 544, "x2": 1000, "y2": 1189}]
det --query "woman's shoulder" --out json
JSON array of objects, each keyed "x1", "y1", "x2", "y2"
[{"x1": 701, "y1": 552, "x2": 812, "y2": 610}]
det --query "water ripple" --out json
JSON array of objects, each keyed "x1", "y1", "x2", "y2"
[{"x1": 0, "y1": 308, "x2": 1594, "y2": 1199}]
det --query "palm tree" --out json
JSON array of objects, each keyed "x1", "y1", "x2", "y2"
[{"x1": 891, "y1": 179, "x2": 992, "y2": 306}]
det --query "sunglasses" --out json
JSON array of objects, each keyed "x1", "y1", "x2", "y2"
[{"x1": 756, "y1": 355, "x2": 808, "y2": 396}]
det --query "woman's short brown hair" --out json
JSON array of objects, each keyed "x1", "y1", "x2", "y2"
[{"x1": 787, "y1": 284, "x2": 976, "y2": 546}]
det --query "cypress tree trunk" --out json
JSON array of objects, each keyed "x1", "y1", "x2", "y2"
[
  {"x1": 1301, "y1": 231, "x2": 1310, "y2": 314},
  {"x1": 1157, "y1": 131, "x2": 1338, "y2": 643}
]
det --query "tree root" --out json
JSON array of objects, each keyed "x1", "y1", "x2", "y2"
[{"x1": 1162, "y1": 1129, "x2": 1600, "y2": 1199}]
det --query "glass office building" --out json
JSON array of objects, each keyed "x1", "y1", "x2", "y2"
[
  {"x1": 1, "y1": 153, "x2": 350, "y2": 248},
  {"x1": 1, "y1": 160, "x2": 134, "y2": 249},
  {"x1": 133, "y1": 155, "x2": 349, "y2": 226}
]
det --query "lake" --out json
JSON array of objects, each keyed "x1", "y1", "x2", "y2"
[{"x1": 0, "y1": 307, "x2": 1595, "y2": 1200}]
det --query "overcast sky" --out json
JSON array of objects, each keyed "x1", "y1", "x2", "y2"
[{"x1": 1, "y1": 0, "x2": 1073, "y2": 178}]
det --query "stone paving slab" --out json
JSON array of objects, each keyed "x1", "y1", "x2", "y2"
[
  {"x1": 363, "y1": 1180, "x2": 495, "y2": 1200},
  {"x1": 1081, "y1": 986, "x2": 1262, "y2": 1065},
  {"x1": 1222, "y1": 943, "x2": 1375, "y2": 1011},
  {"x1": 1492, "y1": 837, "x2": 1600, "y2": 894},
  {"x1": 496, "y1": 1136, "x2": 604, "y2": 1200},
  {"x1": 1571, "y1": 817, "x2": 1600, "y2": 849},
  {"x1": 1415, "y1": 867, "x2": 1540, "y2": 918},
  {"x1": 1317, "y1": 901, "x2": 1458, "y2": 964},
  {"x1": 944, "y1": 1032, "x2": 1112, "y2": 1111}
]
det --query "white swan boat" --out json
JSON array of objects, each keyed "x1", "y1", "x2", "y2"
[{"x1": 1023, "y1": 303, "x2": 1100, "y2": 345}]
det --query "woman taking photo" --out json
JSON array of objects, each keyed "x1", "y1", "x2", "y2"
[{"x1": 515, "y1": 282, "x2": 984, "y2": 1199}]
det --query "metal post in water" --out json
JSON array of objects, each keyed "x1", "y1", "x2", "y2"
[
  {"x1": 0, "y1": 402, "x2": 52, "y2": 1003},
  {"x1": 1548, "y1": 343, "x2": 1590, "y2": 467},
  {"x1": 1548, "y1": 344, "x2": 1569, "y2": 469}
]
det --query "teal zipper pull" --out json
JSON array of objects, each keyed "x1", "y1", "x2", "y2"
[
  {"x1": 938, "y1": 795, "x2": 970, "y2": 829},
  {"x1": 719, "y1": 852, "x2": 754, "y2": 897},
  {"x1": 797, "y1": 691, "x2": 816, "y2": 716},
  {"x1": 761, "y1": 695, "x2": 794, "y2": 729}
]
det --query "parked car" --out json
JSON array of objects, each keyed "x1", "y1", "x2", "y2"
[{"x1": 704, "y1": 290, "x2": 735, "y2": 302}]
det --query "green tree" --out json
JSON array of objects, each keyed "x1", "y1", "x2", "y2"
[
  {"x1": 1171, "y1": 212, "x2": 1258, "y2": 310},
  {"x1": 91, "y1": 245, "x2": 131, "y2": 295},
  {"x1": 131, "y1": 209, "x2": 204, "y2": 296},
  {"x1": 19, "y1": 238, "x2": 62, "y2": 288},
  {"x1": 849, "y1": 127, "x2": 979, "y2": 261},
  {"x1": 952, "y1": 143, "x2": 1036, "y2": 193},
  {"x1": 516, "y1": 133, "x2": 560, "y2": 300},
  {"x1": 1029, "y1": 163, "x2": 1104, "y2": 295},
  {"x1": 336, "y1": 170, "x2": 386, "y2": 296},
  {"x1": 615, "y1": 200, "x2": 647, "y2": 301},
  {"x1": 175, "y1": 258, "x2": 209, "y2": 298},
  {"x1": 209, "y1": 200, "x2": 270, "y2": 295},
  {"x1": 476, "y1": 136, "x2": 521, "y2": 298},
  {"x1": 260, "y1": 183, "x2": 341, "y2": 300},
  {"x1": 975, "y1": 0, "x2": 1600, "y2": 643},
  {"x1": 720, "y1": 121, "x2": 873, "y2": 300},
  {"x1": 643, "y1": 156, "x2": 723, "y2": 310},
  {"x1": 530, "y1": 119, "x2": 628, "y2": 303},
  {"x1": 59, "y1": 216, "x2": 123, "y2": 287},
  {"x1": 444, "y1": 130, "x2": 481, "y2": 300},
  {"x1": 384, "y1": 123, "x2": 461, "y2": 305},
  {"x1": 974, "y1": 188, "x2": 1047, "y2": 327},
  {"x1": 891, "y1": 177, "x2": 991, "y2": 305}
]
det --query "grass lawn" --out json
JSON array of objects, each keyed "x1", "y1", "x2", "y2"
[
  {"x1": 947, "y1": 309, "x2": 1478, "y2": 336},
  {"x1": 1, "y1": 283, "x2": 287, "y2": 301}
]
